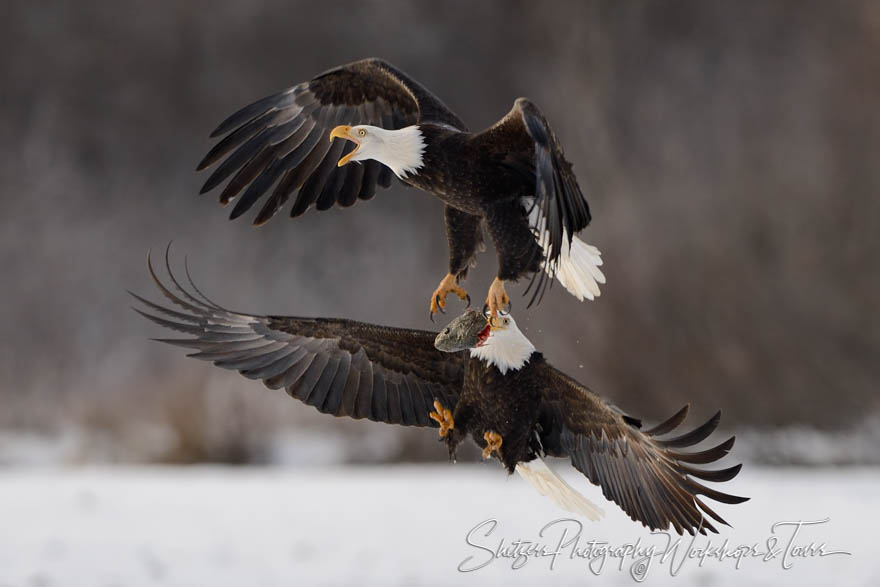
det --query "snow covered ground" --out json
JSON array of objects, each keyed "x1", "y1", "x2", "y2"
[{"x1": 0, "y1": 464, "x2": 874, "y2": 586}]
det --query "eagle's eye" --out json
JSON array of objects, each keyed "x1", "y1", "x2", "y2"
[
  {"x1": 357, "y1": 128, "x2": 367, "y2": 137},
  {"x1": 502, "y1": 318, "x2": 510, "y2": 326}
]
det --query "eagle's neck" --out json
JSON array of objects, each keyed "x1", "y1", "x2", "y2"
[
  {"x1": 366, "y1": 126, "x2": 426, "y2": 179},
  {"x1": 470, "y1": 323, "x2": 536, "y2": 375}
]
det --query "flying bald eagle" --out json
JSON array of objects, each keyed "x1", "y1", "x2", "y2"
[
  {"x1": 133, "y1": 252, "x2": 746, "y2": 535},
  {"x1": 196, "y1": 58, "x2": 604, "y2": 318}
]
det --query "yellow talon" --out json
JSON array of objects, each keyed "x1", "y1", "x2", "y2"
[
  {"x1": 482, "y1": 431, "x2": 503, "y2": 460},
  {"x1": 430, "y1": 273, "x2": 468, "y2": 317},
  {"x1": 485, "y1": 278, "x2": 509, "y2": 318},
  {"x1": 429, "y1": 400, "x2": 454, "y2": 438}
]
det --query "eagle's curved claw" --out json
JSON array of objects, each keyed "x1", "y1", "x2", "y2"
[
  {"x1": 482, "y1": 431, "x2": 503, "y2": 460},
  {"x1": 429, "y1": 273, "x2": 469, "y2": 319},
  {"x1": 464, "y1": 293, "x2": 471, "y2": 308},
  {"x1": 485, "y1": 278, "x2": 510, "y2": 318},
  {"x1": 429, "y1": 400, "x2": 454, "y2": 438}
]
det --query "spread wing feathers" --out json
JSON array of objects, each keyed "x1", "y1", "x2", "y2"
[
  {"x1": 197, "y1": 58, "x2": 465, "y2": 225},
  {"x1": 538, "y1": 367, "x2": 748, "y2": 535},
  {"x1": 132, "y1": 249, "x2": 463, "y2": 427},
  {"x1": 483, "y1": 98, "x2": 593, "y2": 306}
]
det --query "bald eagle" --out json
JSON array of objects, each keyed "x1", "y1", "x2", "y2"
[
  {"x1": 196, "y1": 58, "x2": 604, "y2": 318},
  {"x1": 133, "y1": 252, "x2": 746, "y2": 535}
]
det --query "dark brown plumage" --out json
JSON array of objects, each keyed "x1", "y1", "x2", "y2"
[
  {"x1": 443, "y1": 340, "x2": 746, "y2": 535},
  {"x1": 533, "y1": 367, "x2": 747, "y2": 535},
  {"x1": 197, "y1": 59, "x2": 464, "y2": 224},
  {"x1": 196, "y1": 58, "x2": 601, "y2": 316},
  {"x1": 133, "y1": 249, "x2": 462, "y2": 427},
  {"x1": 134, "y1": 253, "x2": 747, "y2": 535}
]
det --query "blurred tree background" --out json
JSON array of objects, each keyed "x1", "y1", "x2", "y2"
[{"x1": 1, "y1": 0, "x2": 877, "y2": 464}]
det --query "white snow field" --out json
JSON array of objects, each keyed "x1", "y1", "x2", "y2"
[{"x1": 0, "y1": 464, "x2": 875, "y2": 586}]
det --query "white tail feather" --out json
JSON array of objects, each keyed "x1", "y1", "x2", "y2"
[
  {"x1": 516, "y1": 457, "x2": 604, "y2": 521},
  {"x1": 552, "y1": 235, "x2": 606, "y2": 301},
  {"x1": 523, "y1": 198, "x2": 606, "y2": 301}
]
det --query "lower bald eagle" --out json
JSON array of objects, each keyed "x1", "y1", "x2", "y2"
[
  {"x1": 196, "y1": 58, "x2": 604, "y2": 318},
  {"x1": 133, "y1": 252, "x2": 747, "y2": 535}
]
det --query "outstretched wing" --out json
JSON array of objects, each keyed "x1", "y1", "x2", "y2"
[
  {"x1": 198, "y1": 58, "x2": 466, "y2": 225},
  {"x1": 537, "y1": 365, "x2": 747, "y2": 535},
  {"x1": 132, "y1": 251, "x2": 463, "y2": 427},
  {"x1": 476, "y1": 98, "x2": 593, "y2": 306}
]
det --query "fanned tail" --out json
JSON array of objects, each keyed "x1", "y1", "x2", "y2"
[
  {"x1": 551, "y1": 235, "x2": 605, "y2": 301},
  {"x1": 516, "y1": 457, "x2": 604, "y2": 521},
  {"x1": 523, "y1": 197, "x2": 605, "y2": 302}
]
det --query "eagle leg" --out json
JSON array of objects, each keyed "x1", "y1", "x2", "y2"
[
  {"x1": 482, "y1": 431, "x2": 503, "y2": 460},
  {"x1": 429, "y1": 273, "x2": 469, "y2": 320},
  {"x1": 428, "y1": 400, "x2": 455, "y2": 438},
  {"x1": 484, "y1": 277, "x2": 511, "y2": 318}
]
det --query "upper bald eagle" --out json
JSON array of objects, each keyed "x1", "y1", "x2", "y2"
[
  {"x1": 134, "y1": 251, "x2": 746, "y2": 535},
  {"x1": 197, "y1": 58, "x2": 604, "y2": 317}
]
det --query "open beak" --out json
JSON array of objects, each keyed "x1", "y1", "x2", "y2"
[
  {"x1": 329, "y1": 125, "x2": 359, "y2": 166},
  {"x1": 475, "y1": 323, "x2": 492, "y2": 347}
]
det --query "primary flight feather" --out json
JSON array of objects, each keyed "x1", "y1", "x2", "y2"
[
  {"x1": 134, "y1": 252, "x2": 746, "y2": 535},
  {"x1": 197, "y1": 58, "x2": 604, "y2": 318}
]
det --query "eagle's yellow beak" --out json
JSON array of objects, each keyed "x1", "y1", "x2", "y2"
[{"x1": 329, "y1": 125, "x2": 359, "y2": 167}]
